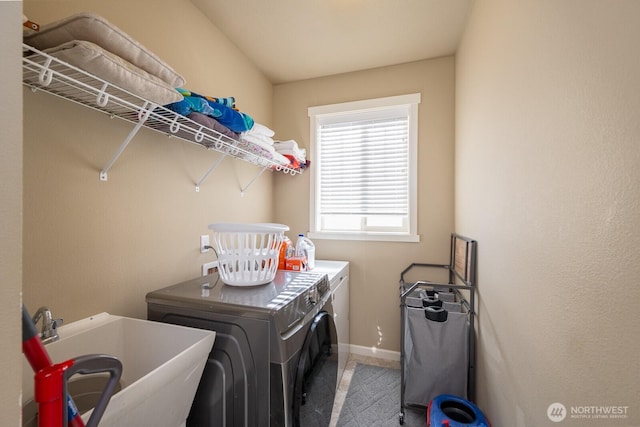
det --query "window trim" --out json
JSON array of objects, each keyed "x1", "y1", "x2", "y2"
[{"x1": 308, "y1": 93, "x2": 420, "y2": 243}]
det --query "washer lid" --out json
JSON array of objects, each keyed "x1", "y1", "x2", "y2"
[{"x1": 146, "y1": 270, "x2": 329, "y2": 328}]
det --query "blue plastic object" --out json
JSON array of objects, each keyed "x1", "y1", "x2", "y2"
[{"x1": 427, "y1": 394, "x2": 491, "y2": 427}]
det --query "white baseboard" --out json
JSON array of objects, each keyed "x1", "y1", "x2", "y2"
[{"x1": 348, "y1": 344, "x2": 400, "y2": 362}]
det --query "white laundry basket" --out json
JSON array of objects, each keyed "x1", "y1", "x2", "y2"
[{"x1": 208, "y1": 223, "x2": 289, "y2": 286}]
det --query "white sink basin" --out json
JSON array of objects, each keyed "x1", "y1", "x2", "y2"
[{"x1": 22, "y1": 313, "x2": 215, "y2": 427}]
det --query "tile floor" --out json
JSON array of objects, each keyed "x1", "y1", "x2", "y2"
[{"x1": 330, "y1": 354, "x2": 403, "y2": 427}]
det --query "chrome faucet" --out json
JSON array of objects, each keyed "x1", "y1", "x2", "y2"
[{"x1": 31, "y1": 306, "x2": 63, "y2": 344}]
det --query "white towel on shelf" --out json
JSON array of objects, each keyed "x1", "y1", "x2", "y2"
[
  {"x1": 241, "y1": 132, "x2": 274, "y2": 147},
  {"x1": 273, "y1": 139, "x2": 298, "y2": 149},
  {"x1": 273, "y1": 152, "x2": 292, "y2": 166},
  {"x1": 237, "y1": 134, "x2": 291, "y2": 166},
  {"x1": 247, "y1": 122, "x2": 275, "y2": 137},
  {"x1": 239, "y1": 125, "x2": 298, "y2": 167},
  {"x1": 274, "y1": 140, "x2": 306, "y2": 163},
  {"x1": 276, "y1": 147, "x2": 306, "y2": 162}
]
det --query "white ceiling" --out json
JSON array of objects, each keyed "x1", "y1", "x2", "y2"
[{"x1": 191, "y1": 0, "x2": 472, "y2": 84}]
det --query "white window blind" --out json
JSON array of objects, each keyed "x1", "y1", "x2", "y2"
[{"x1": 308, "y1": 94, "x2": 420, "y2": 242}]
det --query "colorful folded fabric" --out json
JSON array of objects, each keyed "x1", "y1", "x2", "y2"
[{"x1": 165, "y1": 89, "x2": 254, "y2": 132}]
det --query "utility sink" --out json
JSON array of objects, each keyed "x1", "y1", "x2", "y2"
[{"x1": 22, "y1": 313, "x2": 215, "y2": 427}]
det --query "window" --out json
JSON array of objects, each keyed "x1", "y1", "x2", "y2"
[{"x1": 308, "y1": 94, "x2": 420, "y2": 242}]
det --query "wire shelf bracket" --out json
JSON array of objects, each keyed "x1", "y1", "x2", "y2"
[
  {"x1": 100, "y1": 102, "x2": 157, "y2": 181},
  {"x1": 240, "y1": 166, "x2": 268, "y2": 197},
  {"x1": 195, "y1": 153, "x2": 228, "y2": 192}
]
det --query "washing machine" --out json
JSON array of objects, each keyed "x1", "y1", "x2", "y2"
[{"x1": 146, "y1": 270, "x2": 338, "y2": 427}]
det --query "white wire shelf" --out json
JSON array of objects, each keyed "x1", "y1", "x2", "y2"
[{"x1": 22, "y1": 43, "x2": 300, "y2": 191}]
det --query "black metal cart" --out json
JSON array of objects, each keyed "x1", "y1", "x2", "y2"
[{"x1": 398, "y1": 234, "x2": 477, "y2": 425}]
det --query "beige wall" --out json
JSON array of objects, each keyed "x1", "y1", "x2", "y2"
[
  {"x1": 1, "y1": 2, "x2": 23, "y2": 425},
  {"x1": 456, "y1": 0, "x2": 640, "y2": 425},
  {"x1": 18, "y1": 2, "x2": 640, "y2": 426},
  {"x1": 22, "y1": 0, "x2": 275, "y2": 322},
  {"x1": 273, "y1": 58, "x2": 456, "y2": 352}
]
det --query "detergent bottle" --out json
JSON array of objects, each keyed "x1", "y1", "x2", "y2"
[
  {"x1": 295, "y1": 234, "x2": 315, "y2": 269},
  {"x1": 278, "y1": 235, "x2": 293, "y2": 270}
]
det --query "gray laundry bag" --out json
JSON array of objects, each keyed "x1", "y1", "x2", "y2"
[{"x1": 403, "y1": 304, "x2": 469, "y2": 406}]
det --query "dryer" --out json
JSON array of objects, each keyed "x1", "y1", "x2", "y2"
[{"x1": 146, "y1": 270, "x2": 337, "y2": 427}]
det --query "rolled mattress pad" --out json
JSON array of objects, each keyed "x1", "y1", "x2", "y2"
[
  {"x1": 40, "y1": 40, "x2": 183, "y2": 106},
  {"x1": 24, "y1": 12, "x2": 185, "y2": 88}
]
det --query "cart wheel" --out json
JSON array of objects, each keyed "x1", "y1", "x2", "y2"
[{"x1": 399, "y1": 412, "x2": 404, "y2": 425}]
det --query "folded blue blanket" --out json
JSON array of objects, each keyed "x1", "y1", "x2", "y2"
[{"x1": 164, "y1": 89, "x2": 254, "y2": 133}]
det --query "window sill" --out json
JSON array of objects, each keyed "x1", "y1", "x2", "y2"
[{"x1": 307, "y1": 232, "x2": 420, "y2": 243}]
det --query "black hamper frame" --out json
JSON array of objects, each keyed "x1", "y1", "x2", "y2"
[{"x1": 398, "y1": 233, "x2": 477, "y2": 425}]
